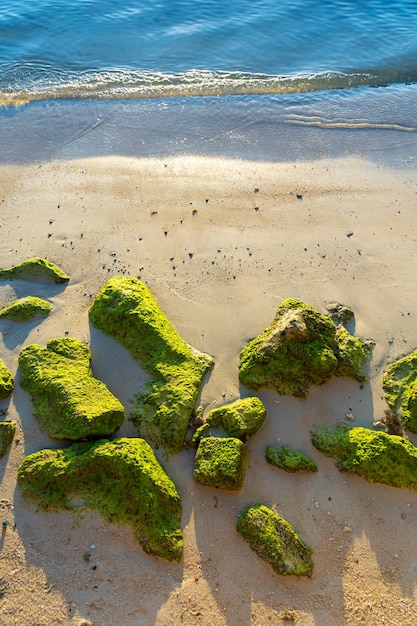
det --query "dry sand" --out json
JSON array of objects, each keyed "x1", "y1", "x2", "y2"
[{"x1": 1, "y1": 155, "x2": 417, "y2": 625}]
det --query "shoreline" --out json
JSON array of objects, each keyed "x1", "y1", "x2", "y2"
[
  {"x1": 1, "y1": 89, "x2": 417, "y2": 167},
  {"x1": 1, "y1": 154, "x2": 417, "y2": 625}
]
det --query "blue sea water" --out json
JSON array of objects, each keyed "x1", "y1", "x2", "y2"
[{"x1": 1, "y1": 0, "x2": 417, "y2": 162}]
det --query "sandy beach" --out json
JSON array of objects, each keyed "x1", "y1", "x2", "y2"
[{"x1": 1, "y1": 154, "x2": 417, "y2": 625}]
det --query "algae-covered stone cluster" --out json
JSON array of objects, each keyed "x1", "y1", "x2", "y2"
[
  {"x1": 193, "y1": 397, "x2": 266, "y2": 444},
  {"x1": 0, "y1": 359, "x2": 13, "y2": 400},
  {"x1": 18, "y1": 438, "x2": 183, "y2": 561},
  {"x1": 192, "y1": 397, "x2": 266, "y2": 490},
  {"x1": 382, "y1": 349, "x2": 417, "y2": 433},
  {"x1": 0, "y1": 257, "x2": 69, "y2": 284},
  {"x1": 266, "y1": 445, "x2": 317, "y2": 473},
  {"x1": 237, "y1": 504, "x2": 313, "y2": 577},
  {"x1": 19, "y1": 337, "x2": 124, "y2": 440},
  {"x1": 239, "y1": 298, "x2": 373, "y2": 398},
  {"x1": 194, "y1": 436, "x2": 248, "y2": 490},
  {"x1": 311, "y1": 423, "x2": 417, "y2": 490},
  {"x1": 89, "y1": 276, "x2": 213, "y2": 454},
  {"x1": 0, "y1": 422, "x2": 15, "y2": 458},
  {"x1": 0, "y1": 296, "x2": 52, "y2": 322}
]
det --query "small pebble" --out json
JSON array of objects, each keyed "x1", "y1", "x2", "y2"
[{"x1": 343, "y1": 525, "x2": 352, "y2": 533}]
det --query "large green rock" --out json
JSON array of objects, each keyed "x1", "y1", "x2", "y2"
[
  {"x1": 19, "y1": 337, "x2": 124, "y2": 440},
  {"x1": 193, "y1": 436, "x2": 248, "y2": 490},
  {"x1": 266, "y1": 445, "x2": 317, "y2": 473},
  {"x1": 0, "y1": 296, "x2": 52, "y2": 321},
  {"x1": 89, "y1": 276, "x2": 213, "y2": 454},
  {"x1": 0, "y1": 257, "x2": 69, "y2": 284},
  {"x1": 193, "y1": 397, "x2": 266, "y2": 445},
  {"x1": 18, "y1": 438, "x2": 183, "y2": 561},
  {"x1": 237, "y1": 504, "x2": 313, "y2": 577},
  {"x1": 0, "y1": 422, "x2": 16, "y2": 458},
  {"x1": 0, "y1": 359, "x2": 13, "y2": 400},
  {"x1": 239, "y1": 298, "x2": 373, "y2": 398},
  {"x1": 382, "y1": 349, "x2": 417, "y2": 432},
  {"x1": 311, "y1": 423, "x2": 417, "y2": 490}
]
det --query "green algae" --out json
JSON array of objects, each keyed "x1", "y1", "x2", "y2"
[
  {"x1": 0, "y1": 258, "x2": 69, "y2": 284},
  {"x1": 266, "y1": 445, "x2": 318, "y2": 473},
  {"x1": 19, "y1": 337, "x2": 124, "y2": 440},
  {"x1": 0, "y1": 359, "x2": 13, "y2": 400},
  {"x1": 17, "y1": 437, "x2": 183, "y2": 561},
  {"x1": 89, "y1": 276, "x2": 214, "y2": 454},
  {"x1": 0, "y1": 296, "x2": 52, "y2": 322},
  {"x1": 193, "y1": 436, "x2": 248, "y2": 490},
  {"x1": 382, "y1": 349, "x2": 417, "y2": 433},
  {"x1": 335, "y1": 325, "x2": 373, "y2": 381},
  {"x1": 193, "y1": 397, "x2": 266, "y2": 446},
  {"x1": 236, "y1": 504, "x2": 313, "y2": 577},
  {"x1": 238, "y1": 298, "x2": 372, "y2": 398},
  {"x1": 311, "y1": 423, "x2": 417, "y2": 490},
  {"x1": 0, "y1": 422, "x2": 15, "y2": 458}
]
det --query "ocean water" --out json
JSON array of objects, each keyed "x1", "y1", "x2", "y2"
[{"x1": 1, "y1": 0, "x2": 417, "y2": 163}]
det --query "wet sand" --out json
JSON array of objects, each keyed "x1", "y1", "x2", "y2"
[{"x1": 1, "y1": 155, "x2": 417, "y2": 625}]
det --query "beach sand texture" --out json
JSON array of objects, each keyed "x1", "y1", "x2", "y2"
[{"x1": 1, "y1": 155, "x2": 417, "y2": 625}]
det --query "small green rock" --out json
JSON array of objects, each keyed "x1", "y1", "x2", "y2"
[
  {"x1": 0, "y1": 296, "x2": 52, "y2": 321},
  {"x1": 266, "y1": 445, "x2": 317, "y2": 473},
  {"x1": 311, "y1": 423, "x2": 417, "y2": 490},
  {"x1": 194, "y1": 436, "x2": 248, "y2": 490},
  {"x1": 193, "y1": 397, "x2": 266, "y2": 446},
  {"x1": 327, "y1": 303, "x2": 354, "y2": 326},
  {"x1": 0, "y1": 359, "x2": 13, "y2": 400},
  {"x1": 382, "y1": 349, "x2": 417, "y2": 432},
  {"x1": 89, "y1": 276, "x2": 213, "y2": 454},
  {"x1": 237, "y1": 504, "x2": 313, "y2": 577},
  {"x1": 17, "y1": 438, "x2": 183, "y2": 561},
  {"x1": 238, "y1": 298, "x2": 372, "y2": 398},
  {"x1": 0, "y1": 257, "x2": 69, "y2": 284},
  {"x1": 0, "y1": 422, "x2": 16, "y2": 458},
  {"x1": 19, "y1": 337, "x2": 124, "y2": 440}
]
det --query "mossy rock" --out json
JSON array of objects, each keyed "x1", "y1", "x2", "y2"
[
  {"x1": 327, "y1": 303, "x2": 354, "y2": 326},
  {"x1": 193, "y1": 436, "x2": 248, "y2": 490},
  {"x1": 382, "y1": 349, "x2": 417, "y2": 433},
  {"x1": 0, "y1": 359, "x2": 13, "y2": 400},
  {"x1": 266, "y1": 445, "x2": 317, "y2": 473},
  {"x1": 238, "y1": 298, "x2": 373, "y2": 398},
  {"x1": 18, "y1": 438, "x2": 183, "y2": 561},
  {"x1": 0, "y1": 296, "x2": 52, "y2": 321},
  {"x1": 0, "y1": 258, "x2": 69, "y2": 284},
  {"x1": 193, "y1": 397, "x2": 266, "y2": 446},
  {"x1": 0, "y1": 422, "x2": 16, "y2": 458},
  {"x1": 311, "y1": 423, "x2": 417, "y2": 490},
  {"x1": 89, "y1": 276, "x2": 214, "y2": 454},
  {"x1": 237, "y1": 504, "x2": 313, "y2": 577},
  {"x1": 19, "y1": 337, "x2": 124, "y2": 440}
]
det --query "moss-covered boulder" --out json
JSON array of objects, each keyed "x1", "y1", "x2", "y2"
[
  {"x1": 266, "y1": 445, "x2": 317, "y2": 473},
  {"x1": 237, "y1": 504, "x2": 313, "y2": 577},
  {"x1": 0, "y1": 359, "x2": 13, "y2": 400},
  {"x1": 0, "y1": 422, "x2": 16, "y2": 458},
  {"x1": 0, "y1": 296, "x2": 52, "y2": 321},
  {"x1": 193, "y1": 397, "x2": 266, "y2": 446},
  {"x1": 18, "y1": 438, "x2": 183, "y2": 561},
  {"x1": 238, "y1": 298, "x2": 373, "y2": 398},
  {"x1": 311, "y1": 423, "x2": 417, "y2": 490},
  {"x1": 382, "y1": 349, "x2": 417, "y2": 433},
  {"x1": 193, "y1": 436, "x2": 248, "y2": 490},
  {"x1": 89, "y1": 276, "x2": 214, "y2": 454},
  {"x1": 0, "y1": 258, "x2": 69, "y2": 284},
  {"x1": 19, "y1": 337, "x2": 124, "y2": 440}
]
